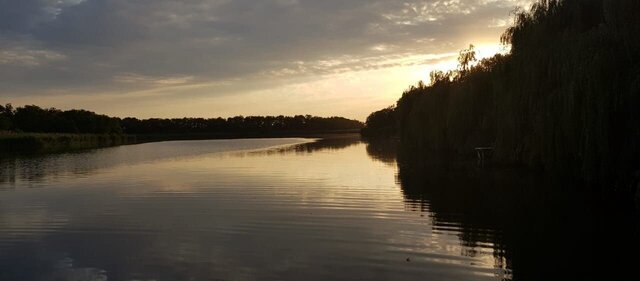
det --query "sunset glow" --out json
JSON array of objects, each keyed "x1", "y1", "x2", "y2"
[{"x1": 1, "y1": 0, "x2": 533, "y2": 120}]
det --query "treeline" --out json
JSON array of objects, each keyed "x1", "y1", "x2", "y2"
[
  {"x1": 120, "y1": 115, "x2": 362, "y2": 135},
  {"x1": 0, "y1": 104, "x2": 363, "y2": 135},
  {"x1": 0, "y1": 104, "x2": 122, "y2": 134},
  {"x1": 363, "y1": 0, "x2": 640, "y2": 187}
]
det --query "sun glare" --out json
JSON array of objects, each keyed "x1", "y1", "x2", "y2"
[{"x1": 406, "y1": 43, "x2": 509, "y2": 86}]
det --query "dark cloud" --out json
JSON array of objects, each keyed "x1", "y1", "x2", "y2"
[
  {"x1": 33, "y1": 1, "x2": 147, "y2": 47},
  {"x1": 0, "y1": 0, "x2": 532, "y2": 101},
  {"x1": 0, "y1": 0, "x2": 85, "y2": 32}
]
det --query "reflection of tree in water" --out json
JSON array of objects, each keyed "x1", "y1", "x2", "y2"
[
  {"x1": 0, "y1": 136, "x2": 363, "y2": 186},
  {"x1": 0, "y1": 148, "x2": 117, "y2": 186},
  {"x1": 286, "y1": 135, "x2": 361, "y2": 153},
  {"x1": 364, "y1": 138, "x2": 398, "y2": 166},
  {"x1": 0, "y1": 149, "x2": 148, "y2": 186},
  {"x1": 249, "y1": 134, "x2": 362, "y2": 156},
  {"x1": 365, "y1": 140, "x2": 639, "y2": 281}
]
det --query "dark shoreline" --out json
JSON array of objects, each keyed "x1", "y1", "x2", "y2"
[{"x1": 0, "y1": 130, "x2": 361, "y2": 155}]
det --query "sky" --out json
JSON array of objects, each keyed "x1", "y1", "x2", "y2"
[{"x1": 0, "y1": 0, "x2": 534, "y2": 121}]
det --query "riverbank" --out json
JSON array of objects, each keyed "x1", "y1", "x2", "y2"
[
  {"x1": 0, "y1": 130, "x2": 361, "y2": 154},
  {"x1": 0, "y1": 133, "x2": 138, "y2": 154}
]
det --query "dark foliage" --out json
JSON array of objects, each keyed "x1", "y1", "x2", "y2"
[
  {"x1": 121, "y1": 115, "x2": 362, "y2": 135},
  {"x1": 360, "y1": 106, "x2": 397, "y2": 138},
  {"x1": 0, "y1": 104, "x2": 363, "y2": 135},
  {"x1": 5, "y1": 104, "x2": 122, "y2": 134},
  {"x1": 364, "y1": 0, "x2": 640, "y2": 187},
  {"x1": 0, "y1": 104, "x2": 13, "y2": 131}
]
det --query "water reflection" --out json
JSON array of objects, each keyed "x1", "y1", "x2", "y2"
[
  {"x1": 364, "y1": 139, "x2": 398, "y2": 166},
  {"x1": 0, "y1": 136, "x2": 366, "y2": 188},
  {"x1": 365, "y1": 139, "x2": 640, "y2": 281},
  {"x1": 0, "y1": 137, "x2": 637, "y2": 281},
  {"x1": 0, "y1": 138, "x2": 315, "y2": 186}
]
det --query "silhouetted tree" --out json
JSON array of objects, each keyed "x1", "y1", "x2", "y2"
[
  {"x1": 364, "y1": 0, "x2": 640, "y2": 187},
  {"x1": 361, "y1": 106, "x2": 397, "y2": 138},
  {"x1": 118, "y1": 114, "x2": 362, "y2": 135},
  {"x1": 457, "y1": 44, "x2": 477, "y2": 74},
  {"x1": 2, "y1": 103, "x2": 362, "y2": 136},
  {"x1": 0, "y1": 103, "x2": 13, "y2": 131}
]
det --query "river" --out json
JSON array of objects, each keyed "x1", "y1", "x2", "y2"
[{"x1": 0, "y1": 137, "x2": 637, "y2": 281}]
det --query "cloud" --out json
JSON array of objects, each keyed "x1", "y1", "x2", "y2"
[
  {"x1": 0, "y1": 45, "x2": 66, "y2": 67},
  {"x1": 0, "y1": 0, "x2": 534, "y2": 118},
  {"x1": 0, "y1": 0, "x2": 86, "y2": 32},
  {"x1": 113, "y1": 73, "x2": 194, "y2": 86}
]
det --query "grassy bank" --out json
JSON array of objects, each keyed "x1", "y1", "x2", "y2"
[
  {"x1": 0, "y1": 133, "x2": 138, "y2": 154},
  {"x1": 0, "y1": 130, "x2": 361, "y2": 154}
]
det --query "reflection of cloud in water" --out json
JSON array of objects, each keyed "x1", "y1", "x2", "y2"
[
  {"x1": 49, "y1": 257, "x2": 108, "y2": 281},
  {"x1": 0, "y1": 242, "x2": 108, "y2": 281},
  {"x1": 0, "y1": 207, "x2": 69, "y2": 242}
]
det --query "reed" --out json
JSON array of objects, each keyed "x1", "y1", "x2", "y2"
[{"x1": 0, "y1": 133, "x2": 137, "y2": 154}]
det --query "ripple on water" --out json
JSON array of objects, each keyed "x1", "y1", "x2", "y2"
[{"x1": 0, "y1": 138, "x2": 514, "y2": 281}]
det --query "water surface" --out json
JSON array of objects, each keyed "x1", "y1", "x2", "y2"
[{"x1": 0, "y1": 137, "x2": 636, "y2": 281}]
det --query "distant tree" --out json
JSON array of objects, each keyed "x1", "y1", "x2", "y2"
[
  {"x1": 361, "y1": 106, "x2": 397, "y2": 137},
  {"x1": 0, "y1": 103, "x2": 13, "y2": 130},
  {"x1": 3, "y1": 103, "x2": 362, "y2": 135},
  {"x1": 429, "y1": 71, "x2": 455, "y2": 86},
  {"x1": 457, "y1": 44, "x2": 477, "y2": 74},
  {"x1": 13, "y1": 105, "x2": 48, "y2": 132}
]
